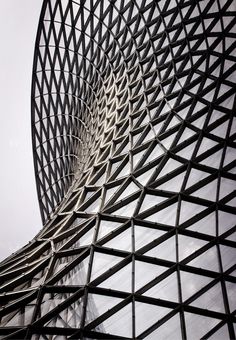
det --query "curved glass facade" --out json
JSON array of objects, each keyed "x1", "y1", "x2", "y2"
[{"x1": 0, "y1": 0, "x2": 236, "y2": 339}]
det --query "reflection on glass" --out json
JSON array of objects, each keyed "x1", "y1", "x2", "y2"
[
  {"x1": 99, "y1": 262, "x2": 132, "y2": 292},
  {"x1": 188, "y1": 246, "x2": 219, "y2": 272},
  {"x1": 98, "y1": 303, "x2": 132, "y2": 338},
  {"x1": 85, "y1": 293, "x2": 121, "y2": 325},
  {"x1": 144, "y1": 272, "x2": 179, "y2": 302},
  {"x1": 135, "y1": 301, "x2": 170, "y2": 336},
  {"x1": 180, "y1": 271, "x2": 212, "y2": 301},
  {"x1": 135, "y1": 260, "x2": 166, "y2": 291},
  {"x1": 145, "y1": 313, "x2": 182, "y2": 340},
  {"x1": 135, "y1": 225, "x2": 165, "y2": 251},
  {"x1": 91, "y1": 252, "x2": 121, "y2": 281},
  {"x1": 185, "y1": 312, "x2": 219, "y2": 340},
  {"x1": 146, "y1": 236, "x2": 176, "y2": 262},
  {"x1": 190, "y1": 283, "x2": 225, "y2": 313},
  {"x1": 105, "y1": 227, "x2": 131, "y2": 251},
  {"x1": 178, "y1": 235, "x2": 206, "y2": 261}
]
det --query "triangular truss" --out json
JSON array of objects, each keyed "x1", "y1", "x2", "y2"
[{"x1": 0, "y1": 0, "x2": 236, "y2": 339}]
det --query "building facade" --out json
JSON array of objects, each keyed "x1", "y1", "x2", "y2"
[{"x1": 0, "y1": 0, "x2": 236, "y2": 339}]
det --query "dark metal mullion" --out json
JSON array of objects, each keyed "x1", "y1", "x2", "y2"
[
  {"x1": 214, "y1": 90, "x2": 236, "y2": 338},
  {"x1": 46, "y1": 248, "x2": 90, "y2": 286},
  {"x1": 131, "y1": 218, "x2": 135, "y2": 339},
  {"x1": 203, "y1": 319, "x2": 229, "y2": 339},
  {"x1": 84, "y1": 295, "x2": 133, "y2": 331},
  {"x1": 135, "y1": 228, "x2": 176, "y2": 257},
  {"x1": 89, "y1": 255, "x2": 132, "y2": 288},
  {"x1": 80, "y1": 244, "x2": 96, "y2": 329},
  {"x1": 96, "y1": 221, "x2": 131, "y2": 247},
  {"x1": 176, "y1": 192, "x2": 187, "y2": 340},
  {"x1": 0, "y1": 258, "x2": 50, "y2": 296},
  {"x1": 136, "y1": 265, "x2": 176, "y2": 296}
]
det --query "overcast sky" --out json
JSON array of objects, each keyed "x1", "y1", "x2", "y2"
[{"x1": 0, "y1": 1, "x2": 43, "y2": 260}]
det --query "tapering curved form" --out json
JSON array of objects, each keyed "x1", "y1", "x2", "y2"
[{"x1": 0, "y1": 0, "x2": 236, "y2": 339}]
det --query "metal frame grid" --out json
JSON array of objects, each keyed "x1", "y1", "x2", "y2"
[{"x1": 0, "y1": 0, "x2": 236, "y2": 339}]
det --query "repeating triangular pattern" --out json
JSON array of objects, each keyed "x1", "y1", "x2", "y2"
[{"x1": 0, "y1": 0, "x2": 236, "y2": 339}]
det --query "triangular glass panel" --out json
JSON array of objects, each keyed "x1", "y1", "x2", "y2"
[
  {"x1": 83, "y1": 190, "x2": 97, "y2": 202},
  {"x1": 185, "y1": 312, "x2": 220, "y2": 339},
  {"x1": 145, "y1": 236, "x2": 176, "y2": 262},
  {"x1": 161, "y1": 131, "x2": 178, "y2": 149},
  {"x1": 156, "y1": 171, "x2": 186, "y2": 192},
  {"x1": 95, "y1": 303, "x2": 132, "y2": 338},
  {"x1": 139, "y1": 193, "x2": 167, "y2": 213},
  {"x1": 145, "y1": 202, "x2": 178, "y2": 226},
  {"x1": 135, "y1": 260, "x2": 166, "y2": 291},
  {"x1": 142, "y1": 128, "x2": 155, "y2": 144},
  {"x1": 208, "y1": 324, "x2": 230, "y2": 339},
  {"x1": 110, "y1": 158, "x2": 125, "y2": 177},
  {"x1": 223, "y1": 147, "x2": 236, "y2": 167},
  {"x1": 117, "y1": 181, "x2": 140, "y2": 201},
  {"x1": 55, "y1": 257, "x2": 89, "y2": 286},
  {"x1": 104, "y1": 184, "x2": 122, "y2": 204},
  {"x1": 220, "y1": 245, "x2": 236, "y2": 272},
  {"x1": 227, "y1": 196, "x2": 236, "y2": 207},
  {"x1": 191, "y1": 114, "x2": 207, "y2": 129},
  {"x1": 176, "y1": 141, "x2": 197, "y2": 160},
  {"x1": 144, "y1": 143, "x2": 165, "y2": 165},
  {"x1": 85, "y1": 293, "x2": 122, "y2": 325},
  {"x1": 133, "y1": 147, "x2": 149, "y2": 168},
  {"x1": 186, "y1": 168, "x2": 209, "y2": 189},
  {"x1": 132, "y1": 130, "x2": 143, "y2": 146},
  {"x1": 187, "y1": 212, "x2": 216, "y2": 235},
  {"x1": 179, "y1": 200, "x2": 205, "y2": 224},
  {"x1": 145, "y1": 313, "x2": 182, "y2": 340},
  {"x1": 190, "y1": 283, "x2": 225, "y2": 313},
  {"x1": 99, "y1": 262, "x2": 132, "y2": 292},
  {"x1": 229, "y1": 116, "x2": 236, "y2": 136},
  {"x1": 178, "y1": 234, "x2": 207, "y2": 261},
  {"x1": 225, "y1": 232, "x2": 236, "y2": 242},
  {"x1": 177, "y1": 127, "x2": 196, "y2": 145},
  {"x1": 208, "y1": 109, "x2": 225, "y2": 126},
  {"x1": 144, "y1": 271, "x2": 179, "y2": 302},
  {"x1": 69, "y1": 227, "x2": 94, "y2": 248},
  {"x1": 111, "y1": 197, "x2": 139, "y2": 217},
  {"x1": 97, "y1": 219, "x2": 122, "y2": 240},
  {"x1": 219, "y1": 177, "x2": 236, "y2": 200},
  {"x1": 85, "y1": 196, "x2": 101, "y2": 213},
  {"x1": 180, "y1": 271, "x2": 212, "y2": 301},
  {"x1": 104, "y1": 227, "x2": 132, "y2": 252},
  {"x1": 166, "y1": 115, "x2": 181, "y2": 130},
  {"x1": 225, "y1": 281, "x2": 236, "y2": 312},
  {"x1": 135, "y1": 225, "x2": 165, "y2": 251},
  {"x1": 46, "y1": 314, "x2": 69, "y2": 328},
  {"x1": 218, "y1": 211, "x2": 236, "y2": 235},
  {"x1": 152, "y1": 120, "x2": 164, "y2": 135},
  {"x1": 3, "y1": 300, "x2": 36, "y2": 326},
  {"x1": 136, "y1": 166, "x2": 156, "y2": 186},
  {"x1": 200, "y1": 148, "x2": 223, "y2": 169},
  {"x1": 158, "y1": 158, "x2": 182, "y2": 178},
  {"x1": 52, "y1": 254, "x2": 80, "y2": 275},
  {"x1": 135, "y1": 301, "x2": 170, "y2": 336},
  {"x1": 39, "y1": 293, "x2": 72, "y2": 319},
  {"x1": 211, "y1": 120, "x2": 229, "y2": 139},
  {"x1": 228, "y1": 166, "x2": 236, "y2": 175},
  {"x1": 188, "y1": 246, "x2": 219, "y2": 272},
  {"x1": 46, "y1": 298, "x2": 82, "y2": 328},
  {"x1": 116, "y1": 161, "x2": 130, "y2": 179},
  {"x1": 91, "y1": 252, "x2": 122, "y2": 281},
  {"x1": 93, "y1": 169, "x2": 107, "y2": 186}
]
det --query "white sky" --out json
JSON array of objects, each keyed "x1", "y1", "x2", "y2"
[{"x1": 0, "y1": 1, "x2": 43, "y2": 260}]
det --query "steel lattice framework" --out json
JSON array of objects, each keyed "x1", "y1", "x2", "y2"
[{"x1": 0, "y1": 0, "x2": 236, "y2": 339}]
